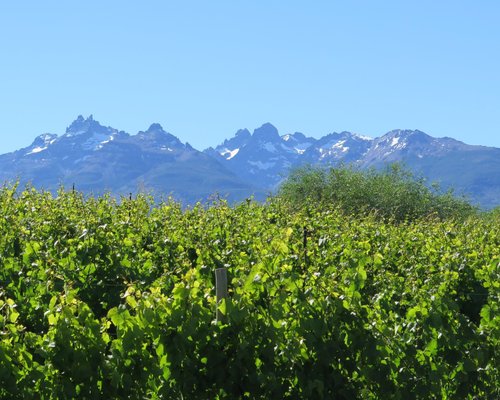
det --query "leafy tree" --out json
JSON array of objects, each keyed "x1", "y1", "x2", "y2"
[{"x1": 278, "y1": 163, "x2": 477, "y2": 221}]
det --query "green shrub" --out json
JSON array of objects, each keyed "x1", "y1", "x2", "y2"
[
  {"x1": 278, "y1": 163, "x2": 477, "y2": 221},
  {"x1": 0, "y1": 186, "x2": 498, "y2": 398}
]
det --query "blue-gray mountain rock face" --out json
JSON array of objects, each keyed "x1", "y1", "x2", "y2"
[
  {"x1": 0, "y1": 116, "x2": 499, "y2": 208},
  {"x1": 0, "y1": 116, "x2": 260, "y2": 204},
  {"x1": 206, "y1": 124, "x2": 500, "y2": 209}
]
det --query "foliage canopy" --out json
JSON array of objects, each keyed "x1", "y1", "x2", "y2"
[
  {"x1": 0, "y1": 185, "x2": 497, "y2": 399},
  {"x1": 278, "y1": 163, "x2": 477, "y2": 221}
]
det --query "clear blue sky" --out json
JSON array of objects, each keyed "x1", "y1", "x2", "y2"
[{"x1": 1, "y1": 1, "x2": 499, "y2": 153}]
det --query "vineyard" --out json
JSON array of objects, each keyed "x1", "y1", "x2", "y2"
[{"x1": 0, "y1": 185, "x2": 498, "y2": 399}]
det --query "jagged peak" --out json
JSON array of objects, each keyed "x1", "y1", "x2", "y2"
[
  {"x1": 25, "y1": 133, "x2": 59, "y2": 155},
  {"x1": 136, "y1": 124, "x2": 184, "y2": 149},
  {"x1": 146, "y1": 123, "x2": 164, "y2": 133},
  {"x1": 259, "y1": 122, "x2": 278, "y2": 131},
  {"x1": 235, "y1": 128, "x2": 251, "y2": 138},
  {"x1": 252, "y1": 123, "x2": 280, "y2": 141},
  {"x1": 31, "y1": 133, "x2": 58, "y2": 148},
  {"x1": 319, "y1": 131, "x2": 354, "y2": 142},
  {"x1": 377, "y1": 129, "x2": 432, "y2": 145},
  {"x1": 218, "y1": 128, "x2": 251, "y2": 149},
  {"x1": 65, "y1": 114, "x2": 102, "y2": 136},
  {"x1": 140, "y1": 123, "x2": 181, "y2": 141}
]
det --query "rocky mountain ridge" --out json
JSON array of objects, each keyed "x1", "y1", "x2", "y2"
[
  {"x1": 1, "y1": 115, "x2": 499, "y2": 208},
  {"x1": 206, "y1": 124, "x2": 500, "y2": 209}
]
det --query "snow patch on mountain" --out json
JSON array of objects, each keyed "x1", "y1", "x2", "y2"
[
  {"x1": 388, "y1": 135, "x2": 408, "y2": 151},
  {"x1": 332, "y1": 140, "x2": 349, "y2": 152},
  {"x1": 291, "y1": 142, "x2": 313, "y2": 154},
  {"x1": 83, "y1": 132, "x2": 115, "y2": 151},
  {"x1": 27, "y1": 146, "x2": 47, "y2": 155},
  {"x1": 26, "y1": 134, "x2": 57, "y2": 155},
  {"x1": 221, "y1": 148, "x2": 240, "y2": 160},
  {"x1": 354, "y1": 133, "x2": 373, "y2": 141},
  {"x1": 316, "y1": 139, "x2": 352, "y2": 160}
]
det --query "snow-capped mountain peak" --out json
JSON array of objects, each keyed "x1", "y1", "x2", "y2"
[
  {"x1": 33, "y1": 133, "x2": 57, "y2": 147},
  {"x1": 58, "y1": 115, "x2": 122, "y2": 151},
  {"x1": 377, "y1": 129, "x2": 433, "y2": 148},
  {"x1": 0, "y1": 117, "x2": 499, "y2": 209},
  {"x1": 26, "y1": 133, "x2": 58, "y2": 155}
]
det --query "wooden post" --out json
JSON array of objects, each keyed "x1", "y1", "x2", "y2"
[
  {"x1": 215, "y1": 268, "x2": 228, "y2": 323},
  {"x1": 303, "y1": 226, "x2": 309, "y2": 269}
]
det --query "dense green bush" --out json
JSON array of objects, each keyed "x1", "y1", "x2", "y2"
[
  {"x1": 487, "y1": 206, "x2": 500, "y2": 219},
  {"x1": 278, "y1": 164, "x2": 477, "y2": 221},
  {"x1": 0, "y1": 186, "x2": 498, "y2": 398}
]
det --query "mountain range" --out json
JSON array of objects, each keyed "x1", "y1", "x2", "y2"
[{"x1": 1, "y1": 115, "x2": 499, "y2": 208}]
